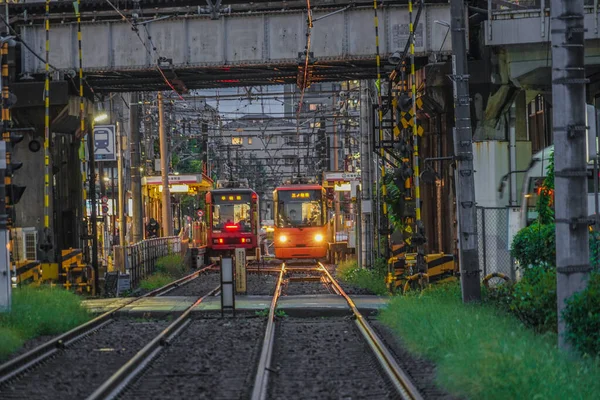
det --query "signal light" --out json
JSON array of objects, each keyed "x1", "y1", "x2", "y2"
[
  {"x1": 7, "y1": 184, "x2": 25, "y2": 205},
  {"x1": 314, "y1": 234, "x2": 324, "y2": 243},
  {"x1": 218, "y1": 238, "x2": 224, "y2": 244}
]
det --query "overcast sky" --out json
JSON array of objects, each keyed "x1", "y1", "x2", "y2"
[{"x1": 197, "y1": 86, "x2": 286, "y2": 119}]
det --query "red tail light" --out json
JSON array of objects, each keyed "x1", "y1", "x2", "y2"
[
  {"x1": 218, "y1": 238, "x2": 224, "y2": 244},
  {"x1": 225, "y1": 223, "x2": 239, "y2": 230}
]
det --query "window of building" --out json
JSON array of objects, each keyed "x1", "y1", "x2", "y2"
[
  {"x1": 268, "y1": 136, "x2": 277, "y2": 144},
  {"x1": 231, "y1": 137, "x2": 243, "y2": 145},
  {"x1": 247, "y1": 137, "x2": 253, "y2": 145}
]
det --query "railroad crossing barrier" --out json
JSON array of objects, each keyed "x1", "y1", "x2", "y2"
[{"x1": 112, "y1": 236, "x2": 182, "y2": 289}]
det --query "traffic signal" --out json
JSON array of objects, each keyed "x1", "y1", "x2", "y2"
[
  {"x1": 396, "y1": 93, "x2": 412, "y2": 113},
  {"x1": 4, "y1": 131, "x2": 26, "y2": 217}
]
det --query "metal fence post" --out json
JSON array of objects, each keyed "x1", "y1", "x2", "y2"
[{"x1": 481, "y1": 208, "x2": 487, "y2": 278}]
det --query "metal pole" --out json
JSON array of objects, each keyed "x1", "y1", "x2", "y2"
[
  {"x1": 359, "y1": 81, "x2": 373, "y2": 268},
  {"x1": 509, "y1": 103, "x2": 517, "y2": 206},
  {"x1": 550, "y1": 0, "x2": 590, "y2": 349},
  {"x1": 117, "y1": 121, "x2": 125, "y2": 246},
  {"x1": 450, "y1": 0, "x2": 481, "y2": 302},
  {"x1": 130, "y1": 92, "x2": 143, "y2": 243},
  {"x1": 88, "y1": 122, "x2": 99, "y2": 294},
  {"x1": 0, "y1": 38, "x2": 9, "y2": 311},
  {"x1": 158, "y1": 91, "x2": 173, "y2": 237}
]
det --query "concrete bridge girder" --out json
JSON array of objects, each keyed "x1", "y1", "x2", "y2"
[{"x1": 19, "y1": 4, "x2": 451, "y2": 89}]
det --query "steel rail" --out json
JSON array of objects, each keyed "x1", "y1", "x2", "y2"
[
  {"x1": 86, "y1": 285, "x2": 221, "y2": 400},
  {"x1": 318, "y1": 262, "x2": 424, "y2": 400},
  {"x1": 250, "y1": 263, "x2": 286, "y2": 400},
  {"x1": 145, "y1": 263, "x2": 217, "y2": 297},
  {"x1": 0, "y1": 265, "x2": 215, "y2": 384}
]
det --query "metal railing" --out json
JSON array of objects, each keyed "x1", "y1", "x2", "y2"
[
  {"x1": 488, "y1": 0, "x2": 596, "y2": 14},
  {"x1": 113, "y1": 236, "x2": 182, "y2": 289}
]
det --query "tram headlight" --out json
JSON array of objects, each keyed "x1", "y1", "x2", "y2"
[
  {"x1": 314, "y1": 234, "x2": 324, "y2": 243},
  {"x1": 279, "y1": 235, "x2": 288, "y2": 243}
]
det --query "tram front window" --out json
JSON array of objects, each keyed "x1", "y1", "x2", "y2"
[
  {"x1": 212, "y1": 194, "x2": 252, "y2": 232},
  {"x1": 276, "y1": 190, "x2": 323, "y2": 227}
]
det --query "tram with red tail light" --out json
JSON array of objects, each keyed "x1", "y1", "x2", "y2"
[
  {"x1": 205, "y1": 180, "x2": 260, "y2": 261},
  {"x1": 273, "y1": 183, "x2": 332, "y2": 260}
]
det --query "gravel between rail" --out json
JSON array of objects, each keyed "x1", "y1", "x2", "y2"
[
  {"x1": 0, "y1": 320, "x2": 170, "y2": 400},
  {"x1": 120, "y1": 317, "x2": 265, "y2": 400},
  {"x1": 166, "y1": 271, "x2": 221, "y2": 296},
  {"x1": 268, "y1": 316, "x2": 397, "y2": 399},
  {"x1": 245, "y1": 272, "x2": 278, "y2": 295}
]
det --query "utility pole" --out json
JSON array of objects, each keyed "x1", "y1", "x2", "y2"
[
  {"x1": 158, "y1": 91, "x2": 173, "y2": 237},
  {"x1": 0, "y1": 38, "x2": 10, "y2": 311},
  {"x1": 450, "y1": 0, "x2": 481, "y2": 302},
  {"x1": 117, "y1": 121, "x2": 125, "y2": 246},
  {"x1": 359, "y1": 80, "x2": 373, "y2": 268},
  {"x1": 129, "y1": 92, "x2": 143, "y2": 243},
  {"x1": 88, "y1": 124, "x2": 99, "y2": 294},
  {"x1": 550, "y1": 0, "x2": 590, "y2": 349}
]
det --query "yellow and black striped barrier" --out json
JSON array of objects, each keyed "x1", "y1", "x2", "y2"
[{"x1": 389, "y1": 252, "x2": 456, "y2": 292}]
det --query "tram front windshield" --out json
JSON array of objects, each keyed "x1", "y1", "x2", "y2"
[
  {"x1": 276, "y1": 190, "x2": 323, "y2": 228},
  {"x1": 212, "y1": 193, "x2": 252, "y2": 232}
]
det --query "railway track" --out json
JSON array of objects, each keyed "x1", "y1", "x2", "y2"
[
  {"x1": 1, "y1": 262, "x2": 425, "y2": 399},
  {"x1": 0, "y1": 265, "x2": 218, "y2": 398},
  {"x1": 252, "y1": 262, "x2": 423, "y2": 400}
]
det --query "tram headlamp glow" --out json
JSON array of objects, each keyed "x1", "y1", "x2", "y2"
[
  {"x1": 11, "y1": 276, "x2": 17, "y2": 283},
  {"x1": 279, "y1": 235, "x2": 288, "y2": 243},
  {"x1": 314, "y1": 234, "x2": 324, "y2": 243}
]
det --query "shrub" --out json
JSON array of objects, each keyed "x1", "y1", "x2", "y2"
[
  {"x1": 485, "y1": 265, "x2": 557, "y2": 333},
  {"x1": 563, "y1": 272, "x2": 600, "y2": 356},
  {"x1": 155, "y1": 254, "x2": 186, "y2": 278},
  {"x1": 510, "y1": 222, "x2": 556, "y2": 269}
]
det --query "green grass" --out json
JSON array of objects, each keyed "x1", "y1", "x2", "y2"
[
  {"x1": 378, "y1": 283, "x2": 600, "y2": 400},
  {"x1": 336, "y1": 259, "x2": 389, "y2": 295},
  {"x1": 0, "y1": 286, "x2": 92, "y2": 361},
  {"x1": 139, "y1": 273, "x2": 173, "y2": 291},
  {"x1": 138, "y1": 254, "x2": 189, "y2": 291}
]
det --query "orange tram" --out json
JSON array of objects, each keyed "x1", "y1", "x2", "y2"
[
  {"x1": 205, "y1": 186, "x2": 260, "y2": 260},
  {"x1": 273, "y1": 183, "x2": 331, "y2": 260}
]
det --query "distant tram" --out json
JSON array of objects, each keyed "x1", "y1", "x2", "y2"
[
  {"x1": 273, "y1": 183, "x2": 331, "y2": 260},
  {"x1": 205, "y1": 180, "x2": 260, "y2": 261}
]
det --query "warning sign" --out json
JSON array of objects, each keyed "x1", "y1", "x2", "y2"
[{"x1": 235, "y1": 248, "x2": 246, "y2": 294}]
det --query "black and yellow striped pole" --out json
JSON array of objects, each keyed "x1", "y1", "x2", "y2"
[
  {"x1": 75, "y1": 0, "x2": 86, "y2": 209},
  {"x1": 44, "y1": 0, "x2": 50, "y2": 234},
  {"x1": 1, "y1": 39, "x2": 9, "y2": 232},
  {"x1": 372, "y1": 0, "x2": 392, "y2": 288},
  {"x1": 408, "y1": 0, "x2": 426, "y2": 274}
]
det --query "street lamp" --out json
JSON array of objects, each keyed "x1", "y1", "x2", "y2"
[{"x1": 94, "y1": 113, "x2": 108, "y2": 123}]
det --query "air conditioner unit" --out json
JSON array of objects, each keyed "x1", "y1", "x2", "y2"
[{"x1": 12, "y1": 227, "x2": 38, "y2": 262}]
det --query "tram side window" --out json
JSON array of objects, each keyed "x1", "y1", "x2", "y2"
[{"x1": 212, "y1": 201, "x2": 252, "y2": 232}]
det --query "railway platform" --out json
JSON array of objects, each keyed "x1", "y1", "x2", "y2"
[{"x1": 81, "y1": 294, "x2": 389, "y2": 317}]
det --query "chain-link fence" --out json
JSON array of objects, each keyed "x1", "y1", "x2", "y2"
[{"x1": 477, "y1": 207, "x2": 516, "y2": 280}]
